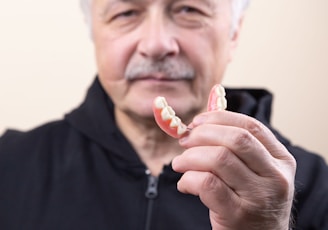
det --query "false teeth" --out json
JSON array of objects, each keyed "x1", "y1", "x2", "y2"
[
  {"x1": 177, "y1": 124, "x2": 188, "y2": 135},
  {"x1": 161, "y1": 106, "x2": 175, "y2": 121},
  {"x1": 169, "y1": 116, "x2": 181, "y2": 128},
  {"x1": 207, "y1": 84, "x2": 227, "y2": 111},
  {"x1": 153, "y1": 84, "x2": 227, "y2": 138},
  {"x1": 154, "y1": 96, "x2": 168, "y2": 109},
  {"x1": 153, "y1": 97, "x2": 188, "y2": 138}
]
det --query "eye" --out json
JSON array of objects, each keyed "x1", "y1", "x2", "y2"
[
  {"x1": 171, "y1": 4, "x2": 208, "y2": 28},
  {"x1": 113, "y1": 9, "x2": 138, "y2": 19},
  {"x1": 175, "y1": 5, "x2": 203, "y2": 15}
]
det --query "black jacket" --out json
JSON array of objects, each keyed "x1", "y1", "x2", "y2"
[{"x1": 1, "y1": 78, "x2": 327, "y2": 230}]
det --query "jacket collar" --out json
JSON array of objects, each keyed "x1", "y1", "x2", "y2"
[{"x1": 65, "y1": 77, "x2": 142, "y2": 165}]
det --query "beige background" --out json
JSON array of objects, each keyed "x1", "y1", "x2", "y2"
[{"x1": 0, "y1": 1, "x2": 327, "y2": 161}]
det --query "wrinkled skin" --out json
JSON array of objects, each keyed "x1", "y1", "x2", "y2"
[
  {"x1": 173, "y1": 111, "x2": 296, "y2": 229},
  {"x1": 91, "y1": 0, "x2": 235, "y2": 122},
  {"x1": 90, "y1": 0, "x2": 296, "y2": 229}
]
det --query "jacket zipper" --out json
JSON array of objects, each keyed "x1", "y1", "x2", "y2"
[{"x1": 144, "y1": 169, "x2": 159, "y2": 230}]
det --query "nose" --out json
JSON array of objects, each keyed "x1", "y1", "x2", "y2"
[{"x1": 137, "y1": 15, "x2": 179, "y2": 61}]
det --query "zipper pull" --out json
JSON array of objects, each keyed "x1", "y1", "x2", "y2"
[{"x1": 145, "y1": 169, "x2": 158, "y2": 199}]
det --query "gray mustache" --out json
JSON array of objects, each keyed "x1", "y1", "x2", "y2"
[{"x1": 125, "y1": 58, "x2": 195, "y2": 80}]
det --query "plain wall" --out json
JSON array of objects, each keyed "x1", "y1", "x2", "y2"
[{"x1": 0, "y1": 0, "x2": 327, "y2": 161}]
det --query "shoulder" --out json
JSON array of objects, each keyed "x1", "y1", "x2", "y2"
[
  {"x1": 269, "y1": 127, "x2": 328, "y2": 228},
  {"x1": 288, "y1": 145, "x2": 328, "y2": 229},
  {"x1": 290, "y1": 145, "x2": 328, "y2": 190},
  {"x1": 0, "y1": 120, "x2": 70, "y2": 153},
  {"x1": 0, "y1": 120, "x2": 81, "y2": 173},
  {"x1": 0, "y1": 120, "x2": 88, "y2": 193}
]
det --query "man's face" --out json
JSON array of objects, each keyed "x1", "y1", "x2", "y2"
[{"x1": 91, "y1": 0, "x2": 240, "y2": 122}]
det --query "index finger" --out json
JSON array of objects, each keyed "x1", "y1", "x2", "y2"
[{"x1": 189, "y1": 110, "x2": 291, "y2": 161}]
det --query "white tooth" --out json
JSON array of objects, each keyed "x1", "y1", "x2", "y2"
[
  {"x1": 167, "y1": 106, "x2": 175, "y2": 116},
  {"x1": 161, "y1": 106, "x2": 175, "y2": 121},
  {"x1": 222, "y1": 97, "x2": 227, "y2": 109},
  {"x1": 215, "y1": 85, "x2": 226, "y2": 97},
  {"x1": 216, "y1": 97, "x2": 227, "y2": 110},
  {"x1": 177, "y1": 124, "x2": 187, "y2": 135},
  {"x1": 154, "y1": 96, "x2": 168, "y2": 109},
  {"x1": 170, "y1": 116, "x2": 181, "y2": 128}
]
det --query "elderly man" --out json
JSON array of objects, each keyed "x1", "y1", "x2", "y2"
[{"x1": 0, "y1": 0, "x2": 327, "y2": 229}]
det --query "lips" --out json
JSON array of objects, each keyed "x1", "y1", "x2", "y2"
[{"x1": 128, "y1": 73, "x2": 192, "y2": 82}]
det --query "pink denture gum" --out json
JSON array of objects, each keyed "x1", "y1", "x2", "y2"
[{"x1": 153, "y1": 84, "x2": 227, "y2": 138}]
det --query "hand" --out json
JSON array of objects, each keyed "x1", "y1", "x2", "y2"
[{"x1": 172, "y1": 110, "x2": 296, "y2": 230}]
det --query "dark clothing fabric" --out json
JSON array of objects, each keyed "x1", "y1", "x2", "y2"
[{"x1": 0, "y1": 77, "x2": 327, "y2": 230}]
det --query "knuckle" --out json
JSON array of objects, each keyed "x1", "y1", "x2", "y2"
[
  {"x1": 251, "y1": 175, "x2": 293, "y2": 211},
  {"x1": 288, "y1": 155, "x2": 297, "y2": 171},
  {"x1": 233, "y1": 129, "x2": 253, "y2": 149},
  {"x1": 245, "y1": 118, "x2": 265, "y2": 137},
  {"x1": 202, "y1": 173, "x2": 221, "y2": 192},
  {"x1": 282, "y1": 155, "x2": 298, "y2": 178},
  {"x1": 273, "y1": 174, "x2": 291, "y2": 199},
  {"x1": 213, "y1": 147, "x2": 234, "y2": 169},
  {"x1": 273, "y1": 168, "x2": 295, "y2": 200}
]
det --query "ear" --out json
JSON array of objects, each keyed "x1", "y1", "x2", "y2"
[{"x1": 228, "y1": 13, "x2": 245, "y2": 62}]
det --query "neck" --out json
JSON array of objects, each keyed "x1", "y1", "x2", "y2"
[{"x1": 115, "y1": 108, "x2": 184, "y2": 176}]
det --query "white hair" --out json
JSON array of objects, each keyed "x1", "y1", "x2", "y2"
[
  {"x1": 80, "y1": 0, "x2": 250, "y2": 33},
  {"x1": 80, "y1": 0, "x2": 92, "y2": 31},
  {"x1": 231, "y1": 0, "x2": 250, "y2": 31}
]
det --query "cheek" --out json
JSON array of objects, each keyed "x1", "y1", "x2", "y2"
[
  {"x1": 179, "y1": 28, "x2": 232, "y2": 108},
  {"x1": 95, "y1": 38, "x2": 125, "y2": 81},
  {"x1": 93, "y1": 34, "x2": 132, "y2": 104},
  {"x1": 182, "y1": 31, "x2": 225, "y2": 86},
  {"x1": 202, "y1": 29, "x2": 232, "y2": 83},
  {"x1": 93, "y1": 27, "x2": 137, "y2": 83}
]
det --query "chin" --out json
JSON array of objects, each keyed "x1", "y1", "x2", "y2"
[{"x1": 128, "y1": 98, "x2": 155, "y2": 118}]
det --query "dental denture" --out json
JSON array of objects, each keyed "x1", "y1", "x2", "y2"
[
  {"x1": 153, "y1": 84, "x2": 227, "y2": 138},
  {"x1": 153, "y1": 96, "x2": 188, "y2": 138},
  {"x1": 207, "y1": 84, "x2": 227, "y2": 111}
]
